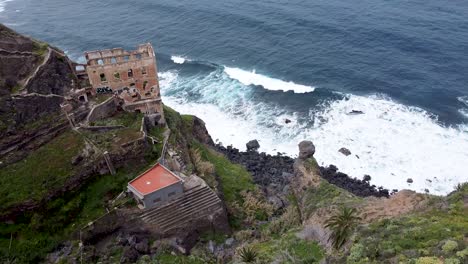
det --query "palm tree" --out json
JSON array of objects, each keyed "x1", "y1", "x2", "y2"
[{"x1": 324, "y1": 207, "x2": 361, "y2": 250}]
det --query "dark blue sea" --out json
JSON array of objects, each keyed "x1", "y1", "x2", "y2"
[{"x1": 1, "y1": 0, "x2": 468, "y2": 194}]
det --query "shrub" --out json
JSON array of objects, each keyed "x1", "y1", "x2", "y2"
[
  {"x1": 234, "y1": 230, "x2": 255, "y2": 242},
  {"x1": 442, "y1": 240, "x2": 458, "y2": 254},
  {"x1": 265, "y1": 206, "x2": 300, "y2": 236},
  {"x1": 445, "y1": 258, "x2": 461, "y2": 264},
  {"x1": 414, "y1": 257, "x2": 443, "y2": 264},
  {"x1": 347, "y1": 243, "x2": 365, "y2": 263},
  {"x1": 238, "y1": 247, "x2": 258, "y2": 263},
  {"x1": 191, "y1": 148, "x2": 215, "y2": 177},
  {"x1": 455, "y1": 247, "x2": 468, "y2": 259},
  {"x1": 232, "y1": 190, "x2": 274, "y2": 224}
]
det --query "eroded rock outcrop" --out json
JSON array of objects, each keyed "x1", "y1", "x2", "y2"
[{"x1": 0, "y1": 24, "x2": 81, "y2": 163}]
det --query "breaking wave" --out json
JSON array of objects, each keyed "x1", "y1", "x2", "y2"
[
  {"x1": 459, "y1": 96, "x2": 468, "y2": 119},
  {"x1": 171, "y1": 55, "x2": 189, "y2": 64},
  {"x1": 0, "y1": 0, "x2": 13, "y2": 13},
  {"x1": 224, "y1": 67, "x2": 315, "y2": 93},
  {"x1": 160, "y1": 70, "x2": 468, "y2": 195}
]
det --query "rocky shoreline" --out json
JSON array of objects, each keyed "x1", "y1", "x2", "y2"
[{"x1": 216, "y1": 140, "x2": 391, "y2": 198}]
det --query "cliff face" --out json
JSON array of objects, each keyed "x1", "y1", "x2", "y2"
[{"x1": 0, "y1": 24, "x2": 77, "y2": 139}]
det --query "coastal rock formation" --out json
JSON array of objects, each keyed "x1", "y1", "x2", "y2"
[
  {"x1": 246, "y1": 139, "x2": 260, "y2": 151},
  {"x1": 298, "y1": 140, "x2": 315, "y2": 159},
  {"x1": 216, "y1": 143, "x2": 294, "y2": 189},
  {"x1": 320, "y1": 165, "x2": 389, "y2": 197},
  {"x1": 338, "y1": 147, "x2": 352, "y2": 156}
]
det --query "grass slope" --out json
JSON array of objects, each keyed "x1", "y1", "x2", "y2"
[
  {"x1": 0, "y1": 130, "x2": 84, "y2": 209},
  {"x1": 349, "y1": 184, "x2": 468, "y2": 263}
]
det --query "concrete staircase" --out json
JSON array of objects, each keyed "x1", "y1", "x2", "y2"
[{"x1": 139, "y1": 185, "x2": 222, "y2": 233}]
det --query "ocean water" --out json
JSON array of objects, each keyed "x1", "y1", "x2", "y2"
[{"x1": 1, "y1": 0, "x2": 468, "y2": 194}]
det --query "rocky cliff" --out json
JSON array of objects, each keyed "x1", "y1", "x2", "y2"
[
  {"x1": 0, "y1": 24, "x2": 77, "y2": 129},
  {"x1": 0, "y1": 24, "x2": 466, "y2": 264}
]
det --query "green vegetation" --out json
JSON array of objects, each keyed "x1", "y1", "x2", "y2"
[
  {"x1": 0, "y1": 164, "x2": 154, "y2": 263},
  {"x1": 238, "y1": 246, "x2": 258, "y2": 263},
  {"x1": 85, "y1": 111, "x2": 144, "y2": 151},
  {"x1": 303, "y1": 180, "x2": 362, "y2": 218},
  {"x1": 251, "y1": 230, "x2": 324, "y2": 263},
  {"x1": 192, "y1": 141, "x2": 256, "y2": 228},
  {"x1": 324, "y1": 207, "x2": 362, "y2": 250},
  {"x1": 21, "y1": 112, "x2": 63, "y2": 132},
  {"x1": 11, "y1": 84, "x2": 22, "y2": 93},
  {"x1": 0, "y1": 131, "x2": 84, "y2": 209},
  {"x1": 348, "y1": 185, "x2": 468, "y2": 263},
  {"x1": 155, "y1": 253, "x2": 207, "y2": 264},
  {"x1": 0, "y1": 109, "x2": 164, "y2": 263},
  {"x1": 92, "y1": 110, "x2": 143, "y2": 130},
  {"x1": 90, "y1": 94, "x2": 112, "y2": 105},
  {"x1": 192, "y1": 141, "x2": 255, "y2": 205},
  {"x1": 32, "y1": 41, "x2": 48, "y2": 57}
]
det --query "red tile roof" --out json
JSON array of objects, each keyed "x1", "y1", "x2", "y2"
[{"x1": 129, "y1": 163, "x2": 182, "y2": 195}]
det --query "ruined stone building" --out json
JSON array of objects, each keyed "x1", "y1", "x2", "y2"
[{"x1": 82, "y1": 43, "x2": 164, "y2": 124}]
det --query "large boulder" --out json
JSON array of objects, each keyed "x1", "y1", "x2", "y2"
[
  {"x1": 338, "y1": 147, "x2": 351, "y2": 156},
  {"x1": 246, "y1": 140, "x2": 260, "y2": 151},
  {"x1": 298, "y1": 141, "x2": 315, "y2": 159}
]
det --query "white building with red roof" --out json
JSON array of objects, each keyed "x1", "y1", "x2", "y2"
[{"x1": 127, "y1": 163, "x2": 184, "y2": 209}]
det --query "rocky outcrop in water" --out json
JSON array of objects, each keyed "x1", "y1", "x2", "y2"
[
  {"x1": 298, "y1": 140, "x2": 315, "y2": 159},
  {"x1": 320, "y1": 165, "x2": 390, "y2": 197},
  {"x1": 217, "y1": 140, "x2": 390, "y2": 198}
]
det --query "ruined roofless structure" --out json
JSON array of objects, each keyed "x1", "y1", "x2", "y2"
[{"x1": 84, "y1": 43, "x2": 164, "y2": 123}]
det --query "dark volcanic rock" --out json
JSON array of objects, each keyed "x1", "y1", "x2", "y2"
[
  {"x1": 246, "y1": 140, "x2": 260, "y2": 151},
  {"x1": 121, "y1": 247, "x2": 139, "y2": 263},
  {"x1": 407, "y1": 178, "x2": 413, "y2": 183},
  {"x1": 298, "y1": 140, "x2": 315, "y2": 159},
  {"x1": 338, "y1": 147, "x2": 352, "y2": 156},
  {"x1": 363, "y1": 175, "x2": 371, "y2": 182},
  {"x1": 284, "y1": 118, "x2": 291, "y2": 124},
  {"x1": 320, "y1": 165, "x2": 389, "y2": 198},
  {"x1": 217, "y1": 142, "x2": 390, "y2": 198},
  {"x1": 216, "y1": 143, "x2": 294, "y2": 189},
  {"x1": 71, "y1": 154, "x2": 84, "y2": 165},
  {"x1": 135, "y1": 239, "x2": 149, "y2": 254},
  {"x1": 348, "y1": 110, "x2": 364, "y2": 115}
]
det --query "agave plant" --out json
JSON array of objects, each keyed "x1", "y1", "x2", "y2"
[
  {"x1": 239, "y1": 246, "x2": 258, "y2": 263},
  {"x1": 324, "y1": 207, "x2": 362, "y2": 250}
]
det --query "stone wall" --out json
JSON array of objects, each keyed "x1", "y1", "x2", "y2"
[{"x1": 87, "y1": 97, "x2": 119, "y2": 123}]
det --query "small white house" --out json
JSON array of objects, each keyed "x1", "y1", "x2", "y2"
[{"x1": 127, "y1": 163, "x2": 184, "y2": 209}]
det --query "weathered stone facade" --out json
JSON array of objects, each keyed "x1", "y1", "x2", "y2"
[{"x1": 84, "y1": 44, "x2": 164, "y2": 122}]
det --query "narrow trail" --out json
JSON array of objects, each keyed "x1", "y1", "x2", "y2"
[{"x1": 19, "y1": 47, "x2": 52, "y2": 94}]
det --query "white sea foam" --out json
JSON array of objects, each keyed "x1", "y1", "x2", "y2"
[
  {"x1": 459, "y1": 96, "x2": 468, "y2": 119},
  {"x1": 171, "y1": 55, "x2": 188, "y2": 64},
  {"x1": 0, "y1": 0, "x2": 13, "y2": 13},
  {"x1": 160, "y1": 71, "x2": 468, "y2": 195},
  {"x1": 459, "y1": 109, "x2": 468, "y2": 119},
  {"x1": 459, "y1": 96, "x2": 468, "y2": 106},
  {"x1": 224, "y1": 67, "x2": 315, "y2": 93}
]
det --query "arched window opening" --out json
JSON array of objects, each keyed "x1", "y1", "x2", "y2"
[
  {"x1": 128, "y1": 69, "x2": 133, "y2": 78},
  {"x1": 100, "y1": 73, "x2": 107, "y2": 82}
]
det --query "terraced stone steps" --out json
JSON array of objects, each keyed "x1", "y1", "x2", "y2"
[{"x1": 139, "y1": 185, "x2": 222, "y2": 233}]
